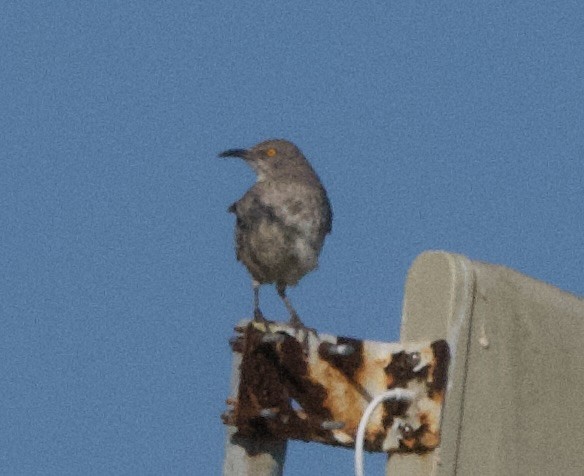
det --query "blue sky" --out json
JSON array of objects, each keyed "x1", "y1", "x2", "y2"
[{"x1": 1, "y1": 1, "x2": 583, "y2": 474}]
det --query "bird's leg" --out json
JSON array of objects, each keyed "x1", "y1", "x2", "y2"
[
  {"x1": 252, "y1": 281, "x2": 272, "y2": 332},
  {"x1": 277, "y1": 284, "x2": 317, "y2": 348},
  {"x1": 252, "y1": 280, "x2": 264, "y2": 321},
  {"x1": 276, "y1": 283, "x2": 302, "y2": 326}
]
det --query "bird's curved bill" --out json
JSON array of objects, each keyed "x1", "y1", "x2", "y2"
[{"x1": 218, "y1": 148, "x2": 248, "y2": 159}]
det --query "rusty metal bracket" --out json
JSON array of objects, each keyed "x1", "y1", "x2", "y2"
[{"x1": 223, "y1": 321, "x2": 450, "y2": 453}]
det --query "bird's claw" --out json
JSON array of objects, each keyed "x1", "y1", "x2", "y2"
[
  {"x1": 254, "y1": 308, "x2": 275, "y2": 336},
  {"x1": 288, "y1": 312, "x2": 317, "y2": 353}
]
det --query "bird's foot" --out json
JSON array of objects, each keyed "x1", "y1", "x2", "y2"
[
  {"x1": 253, "y1": 308, "x2": 272, "y2": 333},
  {"x1": 254, "y1": 311, "x2": 287, "y2": 344},
  {"x1": 288, "y1": 312, "x2": 317, "y2": 352}
]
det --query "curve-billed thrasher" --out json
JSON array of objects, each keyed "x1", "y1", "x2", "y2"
[{"x1": 219, "y1": 139, "x2": 332, "y2": 329}]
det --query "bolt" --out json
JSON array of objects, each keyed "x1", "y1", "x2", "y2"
[
  {"x1": 261, "y1": 333, "x2": 286, "y2": 344},
  {"x1": 259, "y1": 408, "x2": 279, "y2": 419},
  {"x1": 321, "y1": 420, "x2": 345, "y2": 430},
  {"x1": 399, "y1": 423, "x2": 414, "y2": 438},
  {"x1": 323, "y1": 342, "x2": 355, "y2": 356},
  {"x1": 409, "y1": 352, "x2": 421, "y2": 367}
]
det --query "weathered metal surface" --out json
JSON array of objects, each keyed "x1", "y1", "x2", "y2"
[{"x1": 223, "y1": 321, "x2": 450, "y2": 453}]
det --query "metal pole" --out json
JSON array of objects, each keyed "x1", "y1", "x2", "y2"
[{"x1": 223, "y1": 323, "x2": 287, "y2": 476}]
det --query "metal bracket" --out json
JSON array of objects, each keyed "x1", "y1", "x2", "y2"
[{"x1": 223, "y1": 321, "x2": 450, "y2": 453}]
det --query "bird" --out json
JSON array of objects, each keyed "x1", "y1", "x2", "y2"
[{"x1": 219, "y1": 139, "x2": 332, "y2": 330}]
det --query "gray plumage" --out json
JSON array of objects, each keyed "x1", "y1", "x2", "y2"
[{"x1": 219, "y1": 139, "x2": 332, "y2": 327}]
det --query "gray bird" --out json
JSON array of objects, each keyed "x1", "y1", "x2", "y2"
[{"x1": 219, "y1": 139, "x2": 332, "y2": 329}]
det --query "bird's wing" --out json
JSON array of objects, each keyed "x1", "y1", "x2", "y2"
[
  {"x1": 228, "y1": 190, "x2": 281, "y2": 263},
  {"x1": 228, "y1": 200, "x2": 244, "y2": 262}
]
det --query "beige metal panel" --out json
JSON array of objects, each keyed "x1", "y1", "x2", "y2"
[
  {"x1": 388, "y1": 251, "x2": 475, "y2": 476},
  {"x1": 389, "y1": 251, "x2": 584, "y2": 476},
  {"x1": 454, "y1": 261, "x2": 584, "y2": 476}
]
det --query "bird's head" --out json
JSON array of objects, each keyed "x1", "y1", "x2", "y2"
[{"x1": 219, "y1": 139, "x2": 311, "y2": 181}]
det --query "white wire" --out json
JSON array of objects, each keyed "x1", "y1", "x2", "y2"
[{"x1": 354, "y1": 388, "x2": 415, "y2": 476}]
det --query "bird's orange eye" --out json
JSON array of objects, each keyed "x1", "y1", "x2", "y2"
[{"x1": 266, "y1": 148, "x2": 277, "y2": 157}]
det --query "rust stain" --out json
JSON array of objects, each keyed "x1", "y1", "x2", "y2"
[
  {"x1": 225, "y1": 322, "x2": 450, "y2": 454},
  {"x1": 318, "y1": 337, "x2": 363, "y2": 378},
  {"x1": 429, "y1": 340, "x2": 450, "y2": 398}
]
